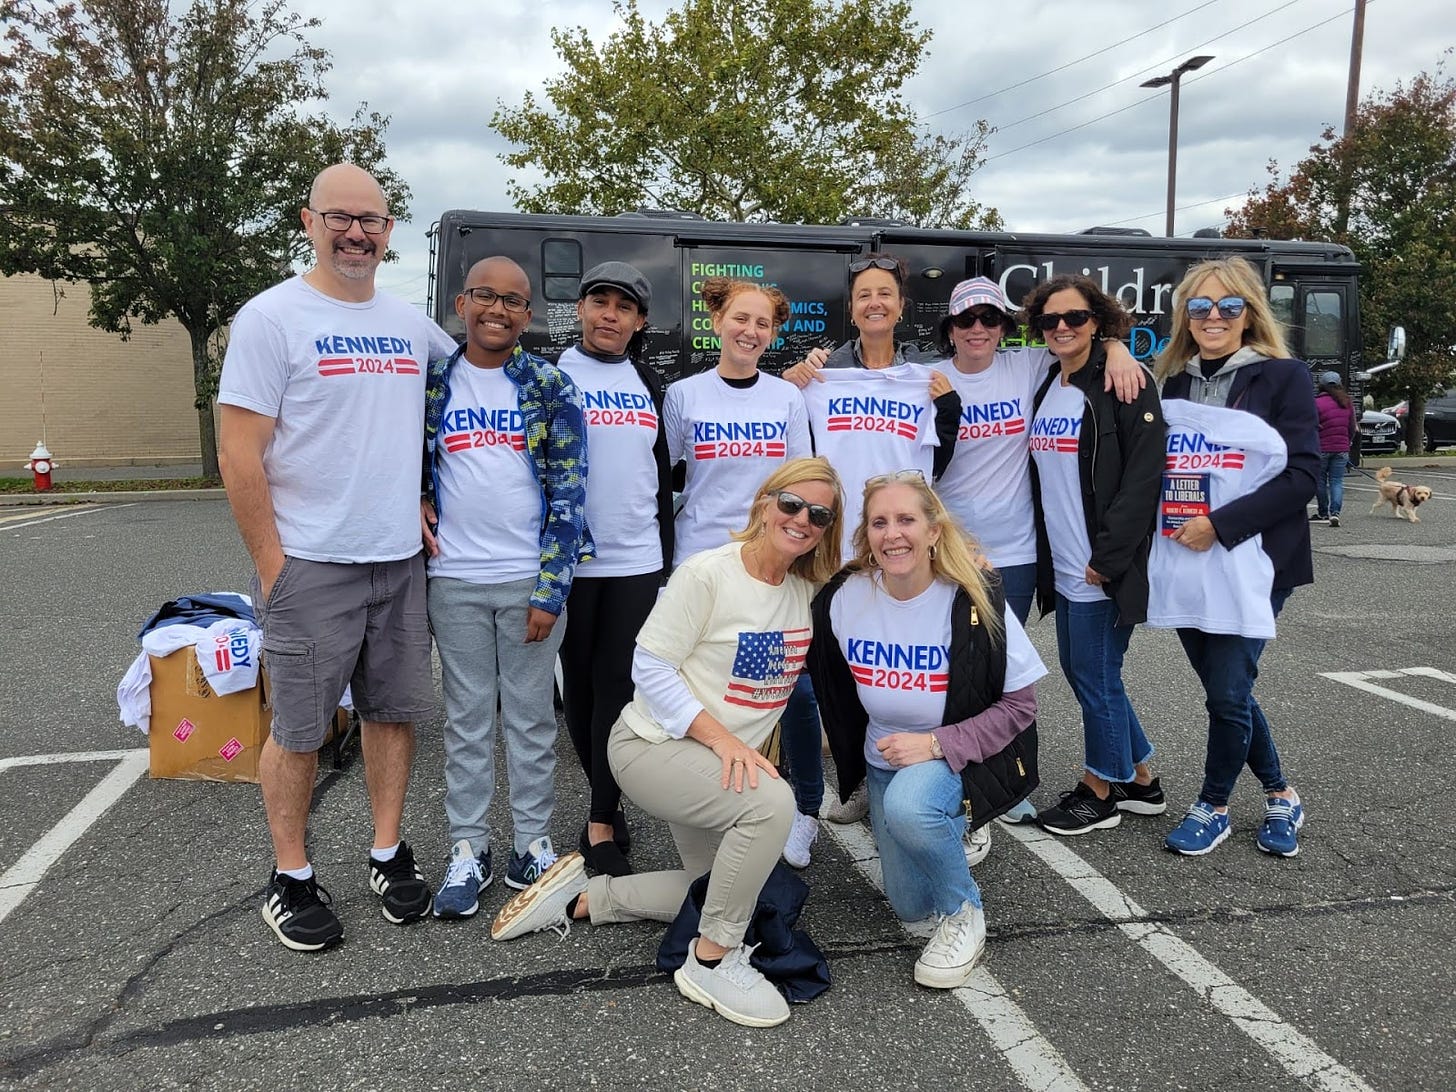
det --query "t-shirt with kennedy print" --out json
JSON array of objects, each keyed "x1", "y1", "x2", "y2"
[
  {"x1": 829, "y1": 571, "x2": 1046, "y2": 771},
  {"x1": 558, "y1": 346, "x2": 663, "y2": 578},
  {"x1": 799, "y1": 364, "x2": 940, "y2": 558},
  {"x1": 218, "y1": 276, "x2": 457, "y2": 563},
  {"x1": 427, "y1": 362, "x2": 541, "y2": 585},
  {"x1": 1030, "y1": 377, "x2": 1101, "y2": 602},
  {"x1": 932, "y1": 347, "x2": 1051, "y2": 568},
  {"x1": 664, "y1": 368, "x2": 812, "y2": 565}
]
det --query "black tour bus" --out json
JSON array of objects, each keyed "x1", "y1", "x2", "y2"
[{"x1": 427, "y1": 209, "x2": 1370, "y2": 404}]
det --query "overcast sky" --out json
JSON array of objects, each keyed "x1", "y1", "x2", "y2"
[{"x1": 289, "y1": 0, "x2": 1449, "y2": 306}]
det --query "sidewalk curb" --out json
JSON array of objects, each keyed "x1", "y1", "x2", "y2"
[{"x1": 0, "y1": 489, "x2": 227, "y2": 507}]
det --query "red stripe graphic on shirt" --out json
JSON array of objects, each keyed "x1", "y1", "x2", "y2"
[
  {"x1": 318, "y1": 357, "x2": 355, "y2": 376},
  {"x1": 391, "y1": 357, "x2": 420, "y2": 375},
  {"x1": 693, "y1": 441, "x2": 788, "y2": 460},
  {"x1": 722, "y1": 628, "x2": 809, "y2": 710},
  {"x1": 1030, "y1": 435, "x2": 1079, "y2": 453},
  {"x1": 442, "y1": 431, "x2": 527, "y2": 453},
  {"x1": 1165, "y1": 453, "x2": 1245, "y2": 470},
  {"x1": 826, "y1": 415, "x2": 918, "y2": 439},
  {"x1": 849, "y1": 664, "x2": 949, "y2": 693}
]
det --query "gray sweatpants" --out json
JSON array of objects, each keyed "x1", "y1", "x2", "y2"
[
  {"x1": 427, "y1": 575, "x2": 565, "y2": 857},
  {"x1": 589, "y1": 719, "x2": 794, "y2": 948}
]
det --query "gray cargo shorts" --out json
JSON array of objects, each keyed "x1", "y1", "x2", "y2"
[{"x1": 252, "y1": 554, "x2": 434, "y2": 752}]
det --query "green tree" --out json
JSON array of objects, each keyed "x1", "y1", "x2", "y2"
[
  {"x1": 0, "y1": 0, "x2": 408, "y2": 475},
  {"x1": 491, "y1": 0, "x2": 999, "y2": 230},
  {"x1": 1226, "y1": 67, "x2": 1456, "y2": 453}
]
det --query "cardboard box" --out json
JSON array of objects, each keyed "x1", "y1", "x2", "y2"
[{"x1": 147, "y1": 648, "x2": 347, "y2": 783}]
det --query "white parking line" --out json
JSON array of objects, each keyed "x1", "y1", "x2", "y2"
[
  {"x1": 1320, "y1": 667, "x2": 1456, "y2": 722},
  {"x1": 0, "y1": 749, "x2": 149, "y2": 927},
  {"x1": 0, "y1": 504, "x2": 132, "y2": 530},
  {"x1": 0, "y1": 748, "x2": 143, "y2": 772},
  {"x1": 821, "y1": 820, "x2": 1088, "y2": 1092},
  {"x1": 1002, "y1": 824, "x2": 1374, "y2": 1092}
]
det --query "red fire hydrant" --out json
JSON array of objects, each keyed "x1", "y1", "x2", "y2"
[{"x1": 24, "y1": 441, "x2": 56, "y2": 492}]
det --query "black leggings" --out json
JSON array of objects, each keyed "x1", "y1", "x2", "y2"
[{"x1": 559, "y1": 571, "x2": 662, "y2": 824}]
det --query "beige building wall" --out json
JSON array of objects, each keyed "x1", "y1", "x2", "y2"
[{"x1": 1, "y1": 273, "x2": 200, "y2": 466}]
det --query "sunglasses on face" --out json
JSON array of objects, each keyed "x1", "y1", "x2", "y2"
[
  {"x1": 951, "y1": 309, "x2": 1007, "y2": 330},
  {"x1": 1186, "y1": 295, "x2": 1246, "y2": 320},
  {"x1": 1031, "y1": 309, "x2": 1096, "y2": 332},
  {"x1": 774, "y1": 491, "x2": 835, "y2": 528}
]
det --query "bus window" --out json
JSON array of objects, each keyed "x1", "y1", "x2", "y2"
[
  {"x1": 542, "y1": 238, "x2": 582, "y2": 302},
  {"x1": 1269, "y1": 284, "x2": 1295, "y2": 333},
  {"x1": 1303, "y1": 289, "x2": 1343, "y2": 359}
]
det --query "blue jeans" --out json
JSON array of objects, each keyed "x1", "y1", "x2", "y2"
[
  {"x1": 1177, "y1": 589, "x2": 1292, "y2": 807},
  {"x1": 778, "y1": 672, "x2": 823, "y2": 816},
  {"x1": 1315, "y1": 451, "x2": 1347, "y2": 517},
  {"x1": 865, "y1": 762, "x2": 980, "y2": 922},
  {"x1": 1054, "y1": 595, "x2": 1153, "y2": 783},
  {"x1": 998, "y1": 562, "x2": 1037, "y2": 625}
]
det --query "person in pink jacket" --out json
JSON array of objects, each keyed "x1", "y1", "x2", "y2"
[{"x1": 1312, "y1": 371, "x2": 1357, "y2": 527}]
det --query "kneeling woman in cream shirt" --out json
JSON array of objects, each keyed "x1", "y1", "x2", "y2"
[{"x1": 492, "y1": 457, "x2": 844, "y2": 1029}]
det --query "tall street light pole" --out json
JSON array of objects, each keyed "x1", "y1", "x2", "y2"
[{"x1": 1141, "y1": 55, "x2": 1214, "y2": 237}]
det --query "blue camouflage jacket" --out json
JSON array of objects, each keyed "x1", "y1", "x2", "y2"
[{"x1": 423, "y1": 344, "x2": 594, "y2": 615}]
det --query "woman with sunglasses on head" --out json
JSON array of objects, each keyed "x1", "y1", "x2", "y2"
[
  {"x1": 557, "y1": 262, "x2": 676, "y2": 878},
  {"x1": 1152, "y1": 258, "x2": 1316, "y2": 857},
  {"x1": 1022, "y1": 275, "x2": 1167, "y2": 837},
  {"x1": 807, "y1": 471, "x2": 1044, "y2": 989},
  {"x1": 492, "y1": 458, "x2": 844, "y2": 1029},
  {"x1": 663, "y1": 277, "x2": 825, "y2": 868}
]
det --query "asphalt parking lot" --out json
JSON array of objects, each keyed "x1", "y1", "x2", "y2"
[{"x1": 1, "y1": 472, "x2": 1453, "y2": 1091}]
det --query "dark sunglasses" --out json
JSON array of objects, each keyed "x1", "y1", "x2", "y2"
[
  {"x1": 1031, "y1": 309, "x2": 1096, "y2": 332},
  {"x1": 849, "y1": 257, "x2": 901, "y2": 275},
  {"x1": 774, "y1": 491, "x2": 835, "y2": 528},
  {"x1": 1186, "y1": 295, "x2": 1246, "y2": 320},
  {"x1": 951, "y1": 309, "x2": 1008, "y2": 330}
]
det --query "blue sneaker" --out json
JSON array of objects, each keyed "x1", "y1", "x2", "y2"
[
  {"x1": 1256, "y1": 795, "x2": 1305, "y2": 857},
  {"x1": 506, "y1": 836, "x2": 559, "y2": 891},
  {"x1": 432, "y1": 839, "x2": 491, "y2": 919},
  {"x1": 1164, "y1": 802, "x2": 1230, "y2": 856},
  {"x1": 996, "y1": 798, "x2": 1039, "y2": 826}
]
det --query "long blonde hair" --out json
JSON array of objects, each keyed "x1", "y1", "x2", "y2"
[
  {"x1": 732, "y1": 456, "x2": 845, "y2": 583},
  {"x1": 846, "y1": 474, "x2": 1003, "y2": 644},
  {"x1": 1155, "y1": 257, "x2": 1292, "y2": 382}
]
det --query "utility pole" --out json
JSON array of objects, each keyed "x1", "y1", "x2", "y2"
[
  {"x1": 1335, "y1": 0, "x2": 1366, "y2": 237},
  {"x1": 1141, "y1": 56, "x2": 1214, "y2": 237}
]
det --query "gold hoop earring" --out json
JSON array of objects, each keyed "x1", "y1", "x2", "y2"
[
  {"x1": 928, "y1": 544, "x2": 937, "y2": 560},
  {"x1": 868, "y1": 554, "x2": 879, "y2": 568}
]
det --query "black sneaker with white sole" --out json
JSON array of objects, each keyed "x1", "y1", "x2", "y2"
[
  {"x1": 1037, "y1": 782, "x2": 1122, "y2": 835},
  {"x1": 1108, "y1": 776, "x2": 1168, "y2": 815},
  {"x1": 368, "y1": 841, "x2": 432, "y2": 924},
  {"x1": 261, "y1": 870, "x2": 344, "y2": 952}
]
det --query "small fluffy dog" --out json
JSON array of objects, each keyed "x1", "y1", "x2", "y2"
[{"x1": 1370, "y1": 466, "x2": 1434, "y2": 522}]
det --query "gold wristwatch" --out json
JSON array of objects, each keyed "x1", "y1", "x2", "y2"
[{"x1": 928, "y1": 732, "x2": 943, "y2": 760}]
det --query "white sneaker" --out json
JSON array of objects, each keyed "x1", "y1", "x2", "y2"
[
  {"x1": 674, "y1": 943, "x2": 790, "y2": 1027},
  {"x1": 821, "y1": 783, "x2": 869, "y2": 823},
  {"x1": 914, "y1": 900, "x2": 986, "y2": 989},
  {"x1": 963, "y1": 822, "x2": 992, "y2": 867},
  {"x1": 490, "y1": 852, "x2": 587, "y2": 942},
  {"x1": 783, "y1": 812, "x2": 818, "y2": 869}
]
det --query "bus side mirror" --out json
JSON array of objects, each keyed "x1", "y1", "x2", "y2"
[{"x1": 1387, "y1": 325, "x2": 1406, "y2": 362}]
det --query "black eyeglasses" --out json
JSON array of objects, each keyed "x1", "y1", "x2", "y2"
[
  {"x1": 1031, "y1": 309, "x2": 1096, "y2": 332},
  {"x1": 462, "y1": 286, "x2": 531, "y2": 313},
  {"x1": 774, "y1": 491, "x2": 835, "y2": 528},
  {"x1": 309, "y1": 209, "x2": 392, "y2": 235},
  {"x1": 951, "y1": 310, "x2": 1007, "y2": 330},
  {"x1": 849, "y1": 257, "x2": 902, "y2": 276},
  {"x1": 1186, "y1": 295, "x2": 1246, "y2": 320}
]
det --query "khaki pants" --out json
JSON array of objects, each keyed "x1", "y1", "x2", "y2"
[{"x1": 588, "y1": 719, "x2": 794, "y2": 948}]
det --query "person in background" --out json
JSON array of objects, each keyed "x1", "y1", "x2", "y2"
[
  {"x1": 808, "y1": 471, "x2": 1044, "y2": 989},
  {"x1": 1022, "y1": 274, "x2": 1167, "y2": 837},
  {"x1": 1311, "y1": 370, "x2": 1356, "y2": 527},
  {"x1": 1154, "y1": 257, "x2": 1316, "y2": 857},
  {"x1": 421, "y1": 256, "x2": 591, "y2": 918},
  {"x1": 217, "y1": 163, "x2": 457, "y2": 951},
  {"x1": 663, "y1": 277, "x2": 823, "y2": 869},
  {"x1": 557, "y1": 262, "x2": 675, "y2": 878},
  {"x1": 491, "y1": 458, "x2": 844, "y2": 1030}
]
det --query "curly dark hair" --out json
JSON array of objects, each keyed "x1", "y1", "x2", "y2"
[{"x1": 1018, "y1": 274, "x2": 1132, "y2": 341}]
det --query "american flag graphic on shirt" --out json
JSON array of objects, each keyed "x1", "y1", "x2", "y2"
[{"x1": 724, "y1": 627, "x2": 810, "y2": 710}]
